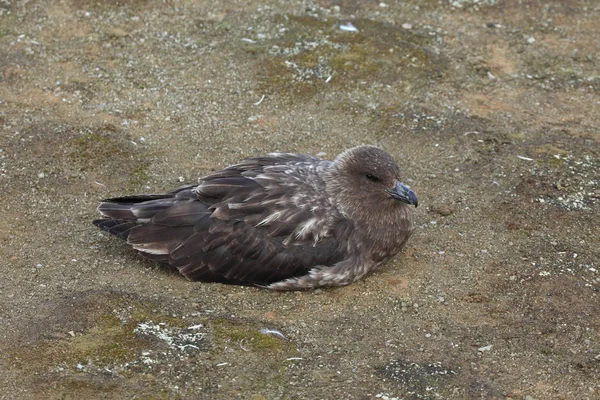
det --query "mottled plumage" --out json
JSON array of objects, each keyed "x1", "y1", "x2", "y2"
[{"x1": 93, "y1": 146, "x2": 418, "y2": 290}]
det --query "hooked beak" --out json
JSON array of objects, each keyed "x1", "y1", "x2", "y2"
[{"x1": 385, "y1": 181, "x2": 418, "y2": 207}]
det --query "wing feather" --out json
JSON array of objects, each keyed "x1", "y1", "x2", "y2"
[{"x1": 150, "y1": 201, "x2": 209, "y2": 226}]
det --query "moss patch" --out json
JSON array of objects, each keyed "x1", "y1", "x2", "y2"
[
  {"x1": 7, "y1": 291, "x2": 210, "y2": 398},
  {"x1": 252, "y1": 16, "x2": 447, "y2": 99},
  {"x1": 212, "y1": 318, "x2": 287, "y2": 353},
  {"x1": 69, "y1": 127, "x2": 151, "y2": 190},
  {"x1": 10, "y1": 293, "x2": 165, "y2": 371}
]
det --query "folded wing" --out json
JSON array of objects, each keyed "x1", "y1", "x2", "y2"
[{"x1": 94, "y1": 153, "x2": 349, "y2": 285}]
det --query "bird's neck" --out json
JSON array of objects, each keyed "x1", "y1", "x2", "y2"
[{"x1": 351, "y1": 201, "x2": 415, "y2": 259}]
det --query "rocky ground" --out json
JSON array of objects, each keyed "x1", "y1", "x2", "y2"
[{"x1": 0, "y1": 0, "x2": 598, "y2": 399}]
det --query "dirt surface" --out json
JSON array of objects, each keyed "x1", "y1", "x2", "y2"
[{"x1": 1, "y1": 0, "x2": 599, "y2": 399}]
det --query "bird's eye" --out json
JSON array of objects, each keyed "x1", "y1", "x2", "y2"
[{"x1": 365, "y1": 173, "x2": 380, "y2": 182}]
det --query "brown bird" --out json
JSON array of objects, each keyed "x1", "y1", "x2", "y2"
[{"x1": 93, "y1": 145, "x2": 418, "y2": 290}]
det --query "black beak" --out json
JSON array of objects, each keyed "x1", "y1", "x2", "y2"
[{"x1": 386, "y1": 181, "x2": 418, "y2": 207}]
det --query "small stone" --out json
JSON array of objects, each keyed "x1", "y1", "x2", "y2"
[
  {"x1": 402, "y1": 23, "x2": 413, "y2": 30},
  {"x1": 339, "y1": 22, "x2": 359, "y2": 33},
  {"x1": 107, "y1": 27, "x2": 129, "y2": 38},
  {"x1": 527, "y1": 37, "x2": 536, "y2": 44},
  {"x1": 478, "y1": 344, "x2": 493, "y2": 352},
  {"x1": 431, "y1": 205, "x2": 455, "y2": 216}
]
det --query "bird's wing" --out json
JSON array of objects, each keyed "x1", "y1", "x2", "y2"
[
  {"x1": 120, "y1": 154, "x2": 351, "y2": 284},
  {"x1": 195, "y1": 153, "x2": 336, "y2": 244}
]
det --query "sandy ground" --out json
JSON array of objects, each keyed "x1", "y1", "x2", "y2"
[{"x1": 1, "y1": 0, "x2": 599, "y2": 399}]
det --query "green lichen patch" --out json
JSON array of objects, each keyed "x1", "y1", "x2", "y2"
[
  {"x1": 10, "y1": 293, "x2": 176, "y2": 371},
  {"x1": 253, "y1": 16, "x2": 447, "y2": 98},
  {"x1": 5, "y1": 123, "x2": 152, "y2": 193},
  {"x1": 69, "y1": 126, "x2": 134, "y2": 170},
  {"x1": 65, "y1": 320, "x2": 147, "y2": 367},
  {"x1": 7, "y1": 290, "x2": 208, "y2": 398},
  {"x1": 211, "y1": 318, "x2": 292, "y2": 353},
  {"x1": 69, "y1": 127, "x2": 152, "y2": 190},
  {"x1": 127, "y1": 162, "x2": 151, "y2": 191}
]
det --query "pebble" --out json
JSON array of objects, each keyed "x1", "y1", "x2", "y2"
[
  {"x1": 339, "y1": 22, "x2": 359, "y2": 33},
  {"x1": 431, "y1": 205, "x2": 455, "y2": 216},
  {"x1": 478, "y1": 344, "x2": 493, "y2": 352},
  {"x1": 106, "y1": 27, "x2": 129, "y2": 38}
]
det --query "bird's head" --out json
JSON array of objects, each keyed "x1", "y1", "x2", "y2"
[{"x1": 326, "y1": 146, "x2": 418, "y2": 220}]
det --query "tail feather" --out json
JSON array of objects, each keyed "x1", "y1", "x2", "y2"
[
  {"x1": 101, "y1": 194, "x2": 172, "y2": 204},
  {"x1": 95, "y1": 194, "x2": 179, "y2": 240},
  {"x1": 94, "y1": 191, "x2": 202, "y2": 245},
  {"x1": 93, "y1": 218, "x2": 139, "y2": 240},
  {"x1": 97, "y1": 196, "x2": 177, "y2": 220},
  {"x1": 97, "y1": 203, "x2": 138, "y2": 220}
]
